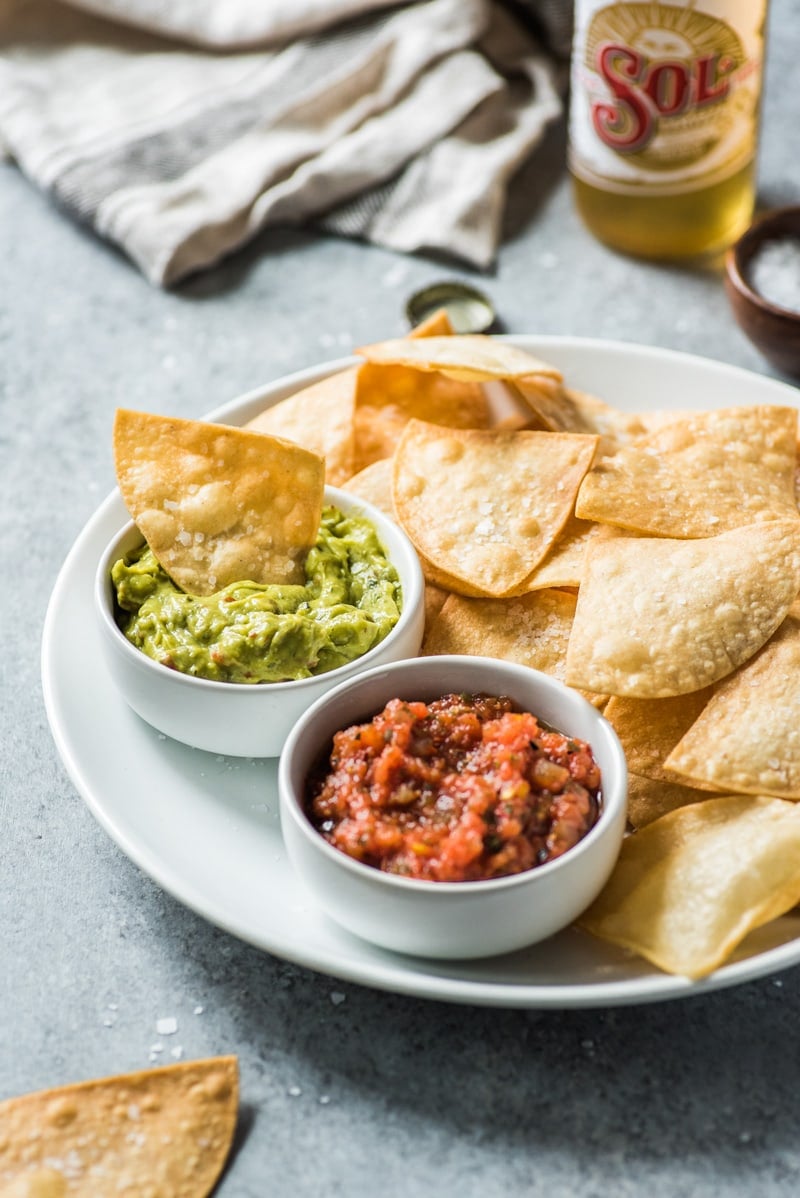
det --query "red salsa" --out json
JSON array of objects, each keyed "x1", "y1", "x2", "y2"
[{"x1": 305, "y1": 693, "x2": 602, "y2": 882}]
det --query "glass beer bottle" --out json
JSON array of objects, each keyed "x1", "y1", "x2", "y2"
[{"x1": 568, "y1": 1, "x2": 769, "y2": 259}]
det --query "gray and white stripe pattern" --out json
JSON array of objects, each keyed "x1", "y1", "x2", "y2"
[{"x1": 0, "y1": 0, "x2": 565, "y2": 286}]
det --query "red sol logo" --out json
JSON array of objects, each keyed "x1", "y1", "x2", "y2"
[{"x1": 585, "y1": 2, "x2": 747, "y2": 170}]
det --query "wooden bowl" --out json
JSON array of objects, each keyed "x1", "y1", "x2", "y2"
[{"x1": 724, "y1": 205, "x2": 800, "y2": 380}]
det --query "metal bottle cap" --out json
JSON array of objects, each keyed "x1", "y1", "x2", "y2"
[{"x1": 405, "y1": 280, "x2": 497, "y2": 334}]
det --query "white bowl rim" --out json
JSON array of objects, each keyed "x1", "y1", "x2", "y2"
[
  {"x1": 95, "y1": 485, "x2": 425, "y2": 693},
  {"x1": 279, "y1": 654, "x2": 628, "y2": 894}
]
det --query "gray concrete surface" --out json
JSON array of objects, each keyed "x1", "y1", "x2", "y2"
[{"x1": 4, "y1": 3, "x2": 800, "y2": 1193}]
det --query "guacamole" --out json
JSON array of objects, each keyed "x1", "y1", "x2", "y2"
[{"x1": 112, "y1": 506, "x2": 402, "y2": 683}]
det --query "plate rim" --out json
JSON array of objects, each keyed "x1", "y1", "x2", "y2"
[{"x1": 41, "y1": 334, "x2": 800, "y2": 1008}]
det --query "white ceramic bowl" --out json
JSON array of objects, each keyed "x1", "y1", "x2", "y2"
[
  {"x1": 279, "y1": 655, "x2": 628, "y2": 959},
  {"x1": 95, "y1": 486, "x2": 425, "y2": 758}
]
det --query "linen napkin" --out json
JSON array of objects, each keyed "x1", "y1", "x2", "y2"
[{"x1": 0, "y1": 0, "x2": 567, "y2": 287}]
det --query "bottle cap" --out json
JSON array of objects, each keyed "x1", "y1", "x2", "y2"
[{"x1": 405, "y1": 280, "x2": 496, "y2": 334}]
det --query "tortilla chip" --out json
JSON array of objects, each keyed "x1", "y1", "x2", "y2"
[
  {"x1": 356, "y1": 335, "x2": 563, "y2": 385},
  {"x1": 343, "y1": 457, "x2": 395, "y2": 516},
  {"x1": 114, "y1": 409, "x2": 325, "y2": 594},
  {"x1": 665, "y1": 615, "x2": 800, "y2": 798},
  {"x1": 0, "y1": 1057, "x2": 238, "y2": 1197},
  {"x1": 352, "y1": 309, "x2": 491, "y2": 470},
  {"x1": 423, "y1": 588, "x2": 578, "y2": 666},
  {"x1": 408, "y1": 308, "x2": 454, "y2": 337},
  {"x1": 603, "y1": 689, "x2": 718, "y2": 787},
  {"x1": 576, "y1": 406, "x2": 800, "y2": 537},
  {"x1": 565, "y1": 520, "x2": 800, "y2": 698},
  {"x1": 633, "y1": 408, "x2": 695, "y2": 434},
  {"x1": 626, "y1": 773, "x2": 718, "y2": 829},
  {"x1": 393, "y1": 420, "x2": 599, "y2": 597},
  {"x1": 245, "y1": 368, "x2": 356, "y2": 485},
  {"x1": 579, "y1": 795, "x2": 800, "y2": 977},
  {"x1": 513, "y1": 384, "x2": 646, "y2": 455},
  {"x1": 353, "y1": 363, "x2": 490, "y2": 471},
  {"x1": 518, "y1": 514, "x2": 604, "y2": 591},
  {"x1": 414, "y1": 555, "x2": 492, "y2": 598},
  {"x1": 424, "y1": 582, "x2": 450, "y2": 628},
  {"x1": 422, "y1": 588, "x2": 605, "y2": 705}
]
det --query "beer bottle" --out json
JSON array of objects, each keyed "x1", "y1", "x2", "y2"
[{"x1": 567, "y1": 1, "x2": 769, "y2": 259}]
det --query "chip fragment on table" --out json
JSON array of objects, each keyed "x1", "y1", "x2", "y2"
[{"x1": 0, "y1": 1056, "x2": 238, "y2": 1197}]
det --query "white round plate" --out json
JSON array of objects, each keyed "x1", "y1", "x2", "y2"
[{"x1": 41, "y1": 337, "x2": 800, "y2": 1008}]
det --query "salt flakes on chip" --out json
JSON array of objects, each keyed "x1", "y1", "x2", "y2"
[
  {"x1": 665, "y1": 615, "x2": 800, "y2": 798},
  {"x1": 0, "y1": 1056, "x2": 238, "y2": 1197},
  {"x1": 422, "y1": 588, "x2": 606, "y2": 707},
  {"x1": 580, "y1": 795, "x2": 800, "y2": 977},
  {"x1": 423, "y1": 589, "x2": 578, "y2": 672},
  {"x1": 565, "y1": 519, "x2": 800, "y2": 698},
  {"x1": 393, "y1": 420, "x2": 598, "y2": 597},
  {"x1": 114, "y1": 410, "x2": 324, "y2": 595},
  {"x1": 576, "y1": 405, "x2": 799, "y2": 537}
]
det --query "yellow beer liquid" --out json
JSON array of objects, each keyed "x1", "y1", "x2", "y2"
[{"x1": 571, "y1": 160, "x2": 757, "y2": 260}]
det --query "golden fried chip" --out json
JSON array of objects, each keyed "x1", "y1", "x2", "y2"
[
  {"x1": 343, "y1": 457, "x2": 395, "y2": 516},
  {"x1": 565, "y1": 520, "x2": 800, "y2": 698},
  {"x1": 0, "y1": 1057, "x2": 238, "y2": 1197},
  {"x1": 576, "y1": 406, "x2": 800, "y2": 537},
  {"x1": 356, "y1": 335, "x2": 563, "y2": 385},
  {"x1": 245, "y1": 368, "x2": 356, "y2": 485},
  {"x1": 424, "y1": 582, "x2": 450, "y2": 628},
  {"x1": 633, "y1": 408, "x2": 694, "y2": 434},
  {"x1": 353, "y1": 363, "x2": 490, "y2": 471},
  {"x1": 665, "y1": 615, "x2": 800, "y2": 798},
  {"x1": 408, "y1": 307, "x2": 454, "y2": 337},
  {"x1": 518, "y1": 514, "x2": 604, "y2": 591},
  {"x1": 422, "y1": 588, "x2": 605, "y2": 705},
  {"x1": 626, "y1": 773, "x2": 718, "y2": 829},
  {"x1": 393, "y1": 420, "x2": 598, "y2": 597},
  {"x1": 513, "y1": 384, "x2": 646, "y2": 455},
  {"x1": 423, "y1": 588, "x2": 578, "y2": 667},
  {"x1": 352, "y1": 309, "x2": 490, "y2": 470},
  {"x1": 414, "y1": 556, "x2": 490, "y2": 598},
  {"x1": 579, "y1": 795, "x2": 800, "y2": 977},
  {"x1": 603, "y1": 689, "x2": 718, "y2": 787},
  {"x1": 114, "y1": 410, "x2": 324, "y2": 594}
]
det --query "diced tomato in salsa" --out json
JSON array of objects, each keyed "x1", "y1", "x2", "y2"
[{"x1": 305, "y1": 693, "x2": 602, "y2": 882}]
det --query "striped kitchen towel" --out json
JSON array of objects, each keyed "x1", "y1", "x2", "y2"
[{"x1": 0, "y1": 0, "x2": 566, "y2": 287}]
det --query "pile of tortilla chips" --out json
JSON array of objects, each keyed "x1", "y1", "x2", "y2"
[
  {"x1": 0, "y1": 1057, "x2": 238, "y2": 1196},
  {"x1": 243, "y1": 315, "x2": 800, "y2": 979}
]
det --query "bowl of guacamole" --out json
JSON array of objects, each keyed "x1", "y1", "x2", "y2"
[{"x1": 95, "y1": 487, "x2": 426, "y2": 758}]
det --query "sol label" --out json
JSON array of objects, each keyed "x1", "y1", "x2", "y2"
[{"x1": 568, "y1": 0, "x2": 766, "y2": 195}]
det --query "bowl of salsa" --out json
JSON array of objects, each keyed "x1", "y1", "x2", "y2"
[
  {"x1": 278, "y1": 655, "x2": 628, "y2": 959},
  {"x1": 95, "y1": 487, "x2": 426, "y2": 758}
]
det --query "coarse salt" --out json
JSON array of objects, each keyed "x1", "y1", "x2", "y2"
[{"x1": 749, "y1": 236, "x2": 800, "y2": 313}]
